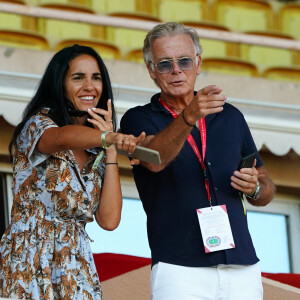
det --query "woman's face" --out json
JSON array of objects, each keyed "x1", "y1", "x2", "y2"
[{"x1": 64, "y1": 54, "x2": 103, "y2": 112}]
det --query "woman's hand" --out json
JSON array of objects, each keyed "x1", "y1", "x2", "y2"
[
  {"x1": 112, "y1": 132, "x2": 146, "y2": 154},
  {"x1": 87, "y1": 99, "x2": 116, "y2": 157},
  {"x1": 87, "y1": 99, "x2": 146, "y2": 158},
  {"x1": 87, "y1": 99, "x2": 114, "y2": 132}
]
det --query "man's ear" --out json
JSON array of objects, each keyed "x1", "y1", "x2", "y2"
[
  {"x1": 196, "y1": 55, "x2": 202, "y2": 75},
  {"x1": 147, "y1": 63, "x2": 157, "y2": 81}
]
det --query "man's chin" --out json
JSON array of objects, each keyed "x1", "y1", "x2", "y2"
[{"x1": 163, "y1": 88, "x2": 192, "y2": 99}]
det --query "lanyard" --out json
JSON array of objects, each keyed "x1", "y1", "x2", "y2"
[{"x1": 159, "y1": 97, "x2": 212, "y2": 204}]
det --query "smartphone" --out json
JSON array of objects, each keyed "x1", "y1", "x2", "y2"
[
  {"x1": 238, "y1": 153, "x2": 256, "y2": 170},
  {"x1": 116, "y1": 145, "x2": 161, "y2": 165}
]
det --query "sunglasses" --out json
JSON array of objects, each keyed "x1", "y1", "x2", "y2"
[{"x1": 153, "y1": 56, "x2": 198, "y2": 74}]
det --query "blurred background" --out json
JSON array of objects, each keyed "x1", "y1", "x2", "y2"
[{"x1": 0, "y1": 0, "x2": 299, "y2": 277}]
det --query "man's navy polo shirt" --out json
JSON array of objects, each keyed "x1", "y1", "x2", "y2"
[{"x1": 120, "y1": 93, "x2": 263, "y2": 267}]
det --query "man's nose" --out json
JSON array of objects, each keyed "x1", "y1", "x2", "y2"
[{"x1": 171, "y1": 61, "x2": 181, "y2": 73}]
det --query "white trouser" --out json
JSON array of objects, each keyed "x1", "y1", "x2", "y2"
[{"x1": 150, "y1": 262, "x2": 263, "y2": 300}]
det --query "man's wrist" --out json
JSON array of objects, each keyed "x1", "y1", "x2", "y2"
[
  {"x1": 246, "y1": 181, "x2": 261, "y2": 200},
  {"x1": 181, "y1": 109, "x2": 194, "y2": 127}
]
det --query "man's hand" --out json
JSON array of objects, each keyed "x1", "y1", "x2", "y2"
[
  {"x1": 184, "y1": 85, "x2": 226, "y2": 125},
  {"x1": 231, "y1": 159, "x2": 258, "y2": 195}
]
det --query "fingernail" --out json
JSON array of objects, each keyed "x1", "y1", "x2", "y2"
[
  {"x1": 88, "y1": 108, "x2": 91, "y2": 112},
  {"x1": 108, "y1": 99, "x2": 111, "y2": 102},
  {"x1": 87, "y1": 118, "x2": 91, "y2": 121},
  {"x1": 92, "y1": 107, "x2": 96, "y2": 110}
]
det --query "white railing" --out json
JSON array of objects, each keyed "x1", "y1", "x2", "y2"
[{"x1": 1, "y1": 2, "x2": 300, "y2": 50}]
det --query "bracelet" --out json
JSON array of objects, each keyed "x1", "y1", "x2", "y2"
[
  {"x1": 92, "y1": 150, "x2": 105, "y2": 170},
  {"x1": 181, "y1": 109, "x2": 194, "y2": 127},
  {"x1": 101, "y1": 131, "x2": 113, "y2": 149},
  {"x1": 105, "y1": 162, "x2": 118, "y2": 165}
]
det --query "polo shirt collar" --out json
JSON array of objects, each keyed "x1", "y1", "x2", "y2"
[{"x1": 150, "y1": 93, "x2": 166, "y2": 112}]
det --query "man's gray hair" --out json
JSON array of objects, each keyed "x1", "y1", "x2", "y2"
[{"x1": 143, "y1": 22, "x2": 203, "y2": 66}]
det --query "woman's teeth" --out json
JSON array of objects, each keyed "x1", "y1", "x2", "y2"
[{"x1": 80, "y1": 96, "x2": 94, "y2": 101}]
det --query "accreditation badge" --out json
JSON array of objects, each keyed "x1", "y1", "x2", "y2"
[{"x1": 196, "y1": 205, "x2": 235, "y2": 253}]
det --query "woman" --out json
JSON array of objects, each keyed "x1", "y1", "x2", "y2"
[{"x1": 0, "y1": 45, "x2": 145, "y2": 299}]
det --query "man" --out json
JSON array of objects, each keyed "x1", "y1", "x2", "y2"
[{"x1": 120, "y1": 22, "x2": 275, "y2": 300}]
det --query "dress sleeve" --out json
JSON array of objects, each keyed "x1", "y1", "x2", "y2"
[{"x1": 16, "y1": 113, "x2": 58, "y2": 167}]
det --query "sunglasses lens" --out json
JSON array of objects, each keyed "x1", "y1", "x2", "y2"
[
  {"x1": 155, "y1": 57, "x2": 195, "y2": 73},
  {"x1": 178, "y1": 58, "x2": 194, "y2": 70},
  {"x1": 156, "y1": 60, "x2": 172, "y2": 73}
]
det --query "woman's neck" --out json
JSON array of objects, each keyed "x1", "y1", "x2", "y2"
[{"x1": 71, "y1": 116, "x2": 87, "y2": 126}]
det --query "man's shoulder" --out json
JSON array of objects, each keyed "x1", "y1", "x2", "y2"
[
  {"x1": 206, "y1": 102, "x2": 245, "y2": 127},
  {"x1": 121, "y1": 93, "x2": 160, "y2": 119},
  {"x1": 224, "y1": 102, "x2": 240, "y2": 112},
  {"x1": 121, "y1": 103, "x2": 152, "y2": 125},
  {"x1": 124, "y1": 102, "x2": 152, "y2": 114},
  {"x1": 223, "y1": 102, "x2": 244, "y2": 118}
]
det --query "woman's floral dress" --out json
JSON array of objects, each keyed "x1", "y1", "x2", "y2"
[{"x1": 0, "y1": 111, "x2": 105, "y2": 299}]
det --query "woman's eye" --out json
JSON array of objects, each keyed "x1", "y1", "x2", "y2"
[
  {"x1": 94, "y1": 76, "x2": 102, "y2": 81},
  {"x1": 73, "y1": 76, "x2": 83, "y2": 80}
]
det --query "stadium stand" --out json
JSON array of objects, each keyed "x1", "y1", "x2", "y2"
[
  {"x1": 55, "y1": 38, "x2": 121, "y2": 60},
  {"x1": 105, "y1": 12, "x2": 160, "y2": 55},
  {"x1": 239, "y1": 31, "x2": 298, "y2": 72},
  {"x1": 1, "y1": 0, "x2": 24, "y2": 4},
  {"x1": 278, "y1": 3, "x2": 300, "y2": 40},
  {"x1": 262, "y1": 66, "x2": 300, "y2": 82},
  {"x1": 27, "y1": 0, "x2": 92, "y2": 6},
  {"x1": 152, "y1": 0, "x2": 209, "y2": 22},
  {"x1": 201, "y1": 57, "x2": 259, "y2": 77},
  {"x1": 212, "y1": 0, "x2": 274, "y2": 32},
  {"x1": 38, "y1": 3, "x2": 105, "y2": 47},
  {"x1": 0, "y1": 0, "x2": 299, "y2": 79},
  {"x1": 183, "y1": 21, "x2": 240, "y2": 59},
  {"x1": 92, "y1": 0, "x2": 134, "y2": 14},
  {"x1": 0, "y1": 29, "x2": 50, "y2": 50},
  {"x1": 125, "y1": 48, "x2": 144, "y2": 63},
  {"x1": 0, "y1": 0, "x2": 46, "y2": 50},
  {"x1": 0, "y1": 0, "x2": 38, "y2": 32},
  {"x1": 92, "y1": 0, "x2": 154, "y2": 15}
]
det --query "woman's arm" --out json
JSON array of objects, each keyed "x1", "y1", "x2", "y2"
[
  {"x1": 94, "y1": 145, "x2": 122, "y2": 230},
  {"x1": 36, "y1": 125, "x2": 143, "y2": 155}
]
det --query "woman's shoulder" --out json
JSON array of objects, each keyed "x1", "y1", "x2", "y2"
[
  {"x1": 14, "y1": 109, "x2": 58, "y2": 154},
  {"x1": 22, "y1": 108, "x2": 57, "y2": 134}
]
